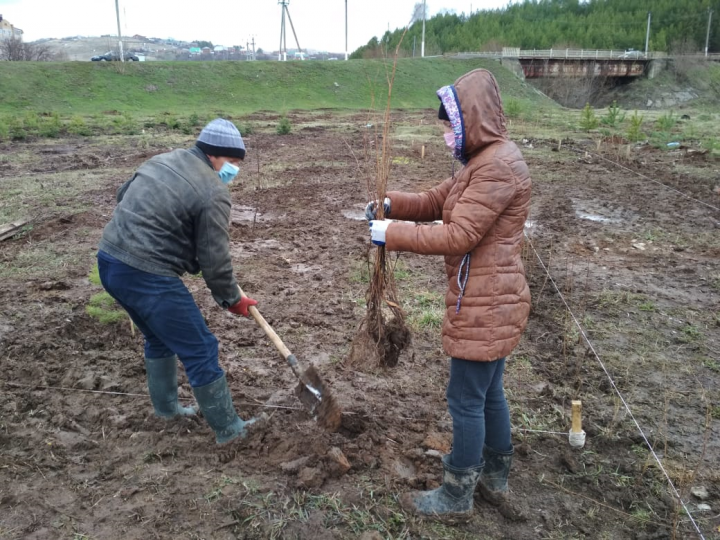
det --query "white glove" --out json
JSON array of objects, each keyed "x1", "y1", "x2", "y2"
[
  {"x1": 369, "y1": 219, "x2": 393, "y2": 246},
  {"x1": 365, "y1": 197, "x2": 391, "y2": 220}
]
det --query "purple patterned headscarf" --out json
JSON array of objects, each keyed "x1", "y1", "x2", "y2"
[{"x1": 436, "y1": 85, "x2": 467, "y2": 165}]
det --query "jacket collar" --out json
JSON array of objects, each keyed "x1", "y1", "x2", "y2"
[{"x1": 189, "y1": 145, "x2": 215, "y2": 170}]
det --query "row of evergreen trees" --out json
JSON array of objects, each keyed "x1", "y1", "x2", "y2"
[{"x1": 351, "y1": 0, "x2": 719, "y2": 59}]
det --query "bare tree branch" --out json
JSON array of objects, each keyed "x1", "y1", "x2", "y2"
[{"x1": 0, "y1": 37, "x2": 61, "y2": 61}]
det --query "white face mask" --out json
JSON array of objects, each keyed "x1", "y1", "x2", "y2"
[{"x1": 444, "y1": 131, "x2": 456, "y2": 150}]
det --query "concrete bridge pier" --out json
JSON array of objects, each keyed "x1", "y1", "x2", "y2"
[
  {"x1": 646, "y1": 59, "x2": 668, "y2": 79},
  {"x1": 501, "y1": 58, "x2": 525, "y2": 80}
]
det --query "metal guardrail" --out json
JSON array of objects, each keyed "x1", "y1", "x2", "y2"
[
  {"x1": 448, "y1": 49, "x2": 719, "y2": 61},
  {"x1": 514, "y1": 49, "x2": 667, "y2": 59}
]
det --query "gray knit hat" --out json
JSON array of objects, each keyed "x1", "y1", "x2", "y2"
[{"x1": 196, "y1": 118, "x2": 246, "y2": 159}]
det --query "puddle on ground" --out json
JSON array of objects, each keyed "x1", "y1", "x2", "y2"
[
  {"x1": 231, "y1": 206, "x2": 282, "y2": 224},
  {"x1": 230, "y1": 239, "x2": 285, "y2": 259},
  {"x1": 291, "y1": 263, "x2": 322, "y2": 274},
  {"x1": 575, "y1": 212, "x2": 621, "y2": 224},
  {"x1": 572, "y1": 199, "x2": 634, "y2": 225},
  {"x1": 342, "y1": 208, "x2": 367, "y2": 221}
]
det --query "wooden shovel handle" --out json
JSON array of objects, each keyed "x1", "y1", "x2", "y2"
[{"x1": 238, "y1": 286, "x2": 292, "y2": 360}]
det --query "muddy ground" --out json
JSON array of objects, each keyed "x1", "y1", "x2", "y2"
[{"x1": 1, "y1": 111, "x2": 719, "y2": 540}]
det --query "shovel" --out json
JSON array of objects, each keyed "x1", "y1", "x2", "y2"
[{"x1": 238, "y1": 286, "x2": 342, "y2": 432}]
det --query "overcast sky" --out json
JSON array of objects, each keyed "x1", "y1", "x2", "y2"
[{"x1": 1, "y1": 0, "x2": 514, "y2": 52}]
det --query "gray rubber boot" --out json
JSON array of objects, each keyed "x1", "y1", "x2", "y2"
[
  {"x1": 192, "y1": 374, "x2": 260, "y2": 444},
  {"x1": 477, "y1": 445, "x2": 526, "y2": 521},
  {"x1": 401, "y1": 455, "x2": 482, "y2": 520},
  {"x1": 477, "y1": 445, "x2": 513, "y2": 504},
  {"x1": 145, "y1": 356, "x2": 198, "y2": 418}
]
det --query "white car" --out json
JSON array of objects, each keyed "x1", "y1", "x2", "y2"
[{"x1": 619, "y1": 50, "x2": 646, "y2": 59}]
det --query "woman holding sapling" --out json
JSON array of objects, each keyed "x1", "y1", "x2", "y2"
[{"x1": 365, "y1": 69, "x2": 531, "y2": 520}]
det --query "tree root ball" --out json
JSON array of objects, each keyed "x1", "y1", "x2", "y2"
[{"x1": 348, "y1": 314, "x2": 411, "y2": 369}]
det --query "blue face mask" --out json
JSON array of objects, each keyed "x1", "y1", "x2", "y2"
[{"x1": 218, "y1": 161, "x2": 240, "y2": 184}]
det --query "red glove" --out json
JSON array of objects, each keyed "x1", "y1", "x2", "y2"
[{"x1": 228, "y1": 296, "x2": 258, "y2": 317}]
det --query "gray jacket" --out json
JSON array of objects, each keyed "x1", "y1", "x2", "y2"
[{"x1": 99, "y1": 145, "x2": 241, "y2": 308}]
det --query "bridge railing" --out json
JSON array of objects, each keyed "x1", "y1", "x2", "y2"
[
  {"x1": 512, "y1": 48, "x2": 668, "y2": 59},
  {"x1": 447, "y1": 49, "x2": 720, "y2": 60}
]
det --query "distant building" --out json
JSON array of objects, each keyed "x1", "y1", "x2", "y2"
[{"x1": 0, "y1": 14, "x2": 24, "y2": 40}]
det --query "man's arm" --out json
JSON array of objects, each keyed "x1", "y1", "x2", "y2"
[{"x1": 195, "y1": 190, "x2": 241, "y2": 308}]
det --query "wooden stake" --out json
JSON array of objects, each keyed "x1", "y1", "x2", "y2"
[
  {"x1": 129, "y1": 318, "x2": 136, "y2": 337},
  {"x1": 571, "y1": 400, "x2": 582, "y2": 433},
  {"x1": 421, "y1": 145, "x2": 425, "y2": 160},
  {"x1": 569, "y1": 399, "x2": 586, "y2": 448}
]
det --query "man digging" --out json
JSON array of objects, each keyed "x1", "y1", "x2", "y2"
[{"x1": 97, "y1": 118, "x2": 266, "y2": 452}]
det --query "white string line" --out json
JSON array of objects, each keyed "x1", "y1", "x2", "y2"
[
  {"x1": 1, "y1": 382, "x2": 303, "y2": 411},
  {"x1": 3, "y1": 382, "x2": 572, "y2": 435},
  {"x1": 3, "y1": 382, "x2": 574, "y2": 435},
  {"x1": 565, "y1": 145, "x2": 720, "y2": 214},
  {"x1": 513, "y1": 428, "x2": 569, "y2": 435},
  {"x1": 524, "y1": 232, "x2": 706, "y2": 540}
]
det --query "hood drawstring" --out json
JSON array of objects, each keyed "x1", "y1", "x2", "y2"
[{"x1": 456, "y1": 253, "x2": 471, "y2": 314}]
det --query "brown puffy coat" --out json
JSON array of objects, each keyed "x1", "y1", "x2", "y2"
[{"x1": 385, "y1": 69, "x2": 531, "y2": 362}]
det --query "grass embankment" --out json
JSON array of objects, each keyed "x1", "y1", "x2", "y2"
[{"x1": 0, "y1": 58, "x2": 546, "y2": 116}]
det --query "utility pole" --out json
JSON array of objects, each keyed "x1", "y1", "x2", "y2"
[
  {"x1": 115, "y1": 0, "x2": 125, "y2": 62},
  {"x1": 421, "y1": 0, "x2": 426, "y2": 57},
  {"x1": 706, "y1": 8, "x2": 714, "y2": 57},
  {"x1": 279, "y1": 1, "x2": 286, "y2": 60},
  {"x1": 252, "y1": 36, "x2": 256, "y2": 61},
  {"x1": 278, "y1": 1, "x2": 302, "y2": 61},
  {"x1": 345, "y1": 0, "x2": 348, "y2": 60},
  {"x1": 644, "y1": 11, "x2": 651, "y2": 55},
  {"x1": 246, "y1": 40, "x2": 250, "y2": 61}
]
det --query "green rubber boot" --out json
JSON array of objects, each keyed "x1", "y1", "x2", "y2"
[
  {"x1": 192, "y1": 374, "x2": 262, "y2": 444},
  {"x1": 400, "y1": 455, "x2": 482, "y2": 521},
  {"x1": 144, "y1": 356, "x2": 198, "y2": 418}
]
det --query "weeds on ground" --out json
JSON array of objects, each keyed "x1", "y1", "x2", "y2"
[
  {"x1": 67, "y1": 116, "x2": 92, "y2": 136},
  {"x1": 240, "y1": 122, "x2": 255, "y2": 136},
  {"x1": 677, "y1": 324, "x2": 703, "y2": 344},
  {"x1": 86, "y1": 264, "x2": 128, "y2": 325},
  {"x1": 407, "y1": 291, "x2": 444, "y2": 331}
]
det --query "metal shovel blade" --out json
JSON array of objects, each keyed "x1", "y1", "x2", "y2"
[{"x1": 295, "y1": 365, "x2": 342, "y2": 432}]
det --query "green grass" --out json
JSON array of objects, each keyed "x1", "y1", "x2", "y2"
[
  {"x1": 86, "y1": 291, "x2": 127, "y2": 324},
  {"x1": 85, "y1": 264, "x2": 127, "y2": 324},
  {"x1": 0, "y1": 58, "x2": 547, "y2": 116}
]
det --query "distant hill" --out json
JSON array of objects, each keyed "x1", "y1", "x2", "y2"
[
  {"x1": 38, "y1": 36, "x2": 185, "y2": 61},
  {"x1": 352, "y1": 0, "x2": 720, "y2": 58}
]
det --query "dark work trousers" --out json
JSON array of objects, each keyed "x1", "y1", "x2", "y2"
[
  {"x1": 97, "y1": 250, "x2": 223, "y2": 388},
  {"x1": 447, "y1": 357, "x2": 512, "y2": 468}
]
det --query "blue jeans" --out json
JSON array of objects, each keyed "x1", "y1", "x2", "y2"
[
  {"x1": 97, "y1": 250, "x2": 224, "y2": 388},
  {"x1": 447, "y1": 357, "x2": 512, "y2": 469}
]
